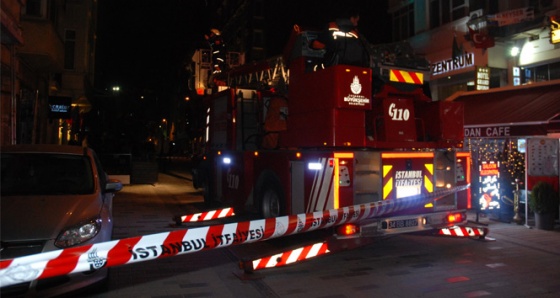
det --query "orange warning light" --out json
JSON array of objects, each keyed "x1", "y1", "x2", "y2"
[{"x1": 336, "y1": 224, "x2": 359, "y2": 236}]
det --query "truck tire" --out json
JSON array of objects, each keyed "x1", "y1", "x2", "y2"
[
  {"x1": 197, "y1": 160, "x2": 214, "y2": 205},
  {"x1": 192, "y1": 168, "x2": 201, "y2": 189},
  {"x1": 258, "y1": 173, "x2": 284, "y2": 218},
  {"x1": 202, "y1": 178, "x2": 213, "y2": 205}
]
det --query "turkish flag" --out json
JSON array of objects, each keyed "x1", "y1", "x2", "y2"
[{"x1": 468, "y1": 27, "x2": 495, "y2": 49}]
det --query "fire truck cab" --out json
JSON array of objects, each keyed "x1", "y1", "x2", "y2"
[{"x1": 192, "y1": 25, "x2": 470, "y2": 237}]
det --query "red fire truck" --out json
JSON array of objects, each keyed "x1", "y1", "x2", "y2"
[{"x1": 191, "y1": 26, "x2": 471, "y2": 237}]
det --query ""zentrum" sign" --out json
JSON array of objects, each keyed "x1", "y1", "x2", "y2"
[{"x1": 432, "y1": 52, "x2": 475, "y2": 76}]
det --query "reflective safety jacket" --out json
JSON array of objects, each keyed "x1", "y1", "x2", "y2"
[
  {"x1": 328, "y1": 21, "x2": 359, "y2": 39},
  {"x1": 312, "y1": 19, "x2": 368, "y2": 67}
]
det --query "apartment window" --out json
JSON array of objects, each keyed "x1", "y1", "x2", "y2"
[
  {"x1": 24, "y1": 0, "x2": 47, "y2": 18},
  {"x1": 468, "y1": 0, "x2": 499, "y2": 15},
  {"x1": 451, "y1": 0, "x2": 468, "y2": 20},
  {"x1": 64, "y1": 30, "x2": 76, "y2": 70},
  {"x1": 392, "y1": 3, "x2": 415, "y2": 41},
  {"x1": 430, "y1": 0, "x2": 468, "y2": 28}
]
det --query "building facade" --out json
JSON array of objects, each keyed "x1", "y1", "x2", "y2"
[
  {"x1": 1, "y1": 0, "x2": 25, "y2": 146},
  {"x1": 389, "y1": 0, "x2": 560, "y2": 100},
  {"x1": 388, "y1": 0, "x2": 560, "y2": 214},
  {"x1": 0, "y1": 0, "x2": 96, "y2": 146}
]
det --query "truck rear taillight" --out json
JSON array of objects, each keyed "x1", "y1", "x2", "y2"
[
  {"x1": 446, "y1": 212, "x2": 466, "y2": 224},
  {"x1": 336, "y1": 224, "x2": 359, "y2": 236}
]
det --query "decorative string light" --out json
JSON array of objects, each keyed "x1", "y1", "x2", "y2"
[{"x1": 466, "y1": 138, "x2": 525, "y2": 182}]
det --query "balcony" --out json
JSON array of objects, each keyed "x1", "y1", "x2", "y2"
[{"x1": 17, "y1": 18, "x2": 64, "y2": 72}]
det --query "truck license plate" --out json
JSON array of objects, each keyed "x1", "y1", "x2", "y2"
[{"x1": 385, "y1": 218, "x2": 419, "y2": 229}]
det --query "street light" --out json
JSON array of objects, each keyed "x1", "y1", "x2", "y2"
[{"x1": 510, "y1": 46, "x2": 520, "y2": 57}]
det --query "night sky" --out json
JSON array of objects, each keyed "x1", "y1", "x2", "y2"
[{"x1": 95, "y1": 1, "x2": 390, "y2": 95}]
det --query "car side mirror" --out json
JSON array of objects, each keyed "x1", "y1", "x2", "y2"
[{"x1": 106, "y1": 178, "x2": 123, "y2": 193}]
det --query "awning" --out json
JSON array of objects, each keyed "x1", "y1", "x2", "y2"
[{"x1": 447, "y1": 80, "x2": 560, "y2": 138}]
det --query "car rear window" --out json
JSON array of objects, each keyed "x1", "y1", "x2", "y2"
[{"x1": 1, "y1": 153, "x2": 95, "y2": 196}]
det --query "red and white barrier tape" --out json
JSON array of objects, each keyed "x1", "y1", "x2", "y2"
[
  {"x1": 0, "y1": 185, "x2": 468, "y2": 288},
  {"x1": 438, "y1": 225, "x2": 488, "y2": 237},
  {"x1": 180, "y1": 207, "x2": 235, "y2": 222},
  {"x1": 247, "y1": 242, "x2": 330, "y2": 271}
]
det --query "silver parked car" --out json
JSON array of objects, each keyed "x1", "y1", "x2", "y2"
[{"x1": 0, "y1": 145, "x2": 123, "y2": 297}]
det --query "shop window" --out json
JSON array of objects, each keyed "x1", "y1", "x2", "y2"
[
  {"x1": 522, "y1": 62, "x2": 559, "y2": 83},
  {"x1": 549, "y1": 61, "x2": 560, "y2": 80},
  {"x1": 466, "y1": 138, "x2": 526, "y2": 213},
  {"x1": 523, "y1": 68, "x2": 532, "y2": 84},
  {"x1": 535, "y1": 65, "x2": 548, "y2": 82}
]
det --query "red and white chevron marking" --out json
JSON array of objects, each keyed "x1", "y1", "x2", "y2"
[
  {"x1": 180, "y1": 207, "x2": 235, "y2": 222},
  {"x1": 438, "y1": 225, "x2": 488, "y2": 237},
  {"x1": 0, "y1": 185, "x2": 469, "y2": 288},
  {"x1": 249, "y1": 242, "x2": 329, "y2": 271}
]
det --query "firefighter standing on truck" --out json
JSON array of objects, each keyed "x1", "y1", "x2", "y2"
[
  {"x1": 312, "y1": 8, "x2": 369, "y2": 68},
  {"x1": 205, "y1": 28, "x2": 226, "y2": 74}
]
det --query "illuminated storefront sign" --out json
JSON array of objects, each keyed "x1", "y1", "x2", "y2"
[
  {"x1": 550, "y1": 16, "x2": 560, "y2": 44},
  {"x1": 487, "y1": 7, "x2": 534, "y2": 27},
  {"x1": 478, "y1": 161, "x2": 501, "y2": 211},
  {"x1": 513, "y1": 66, "x2": 521, "y2": 86},
  {"x1": 48, "y1": 96, "x2": 72, "y2": 119},
  {"x1": 431, "y1": 52, "x2": 475, "y2": 76},
  {"x1": 465, "y1": 125, "x2": 549, "y2": 138},
  {"x1": 465, "y1": 126, "x2": 510, "y2": 138},
  {"x1": 476, "y1": 66, "x2": 490, "y2": 90}
]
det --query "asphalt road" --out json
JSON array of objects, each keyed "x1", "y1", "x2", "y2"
[{"x1": 82, "y1": 163, "x2": 560, "y2": 298}]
